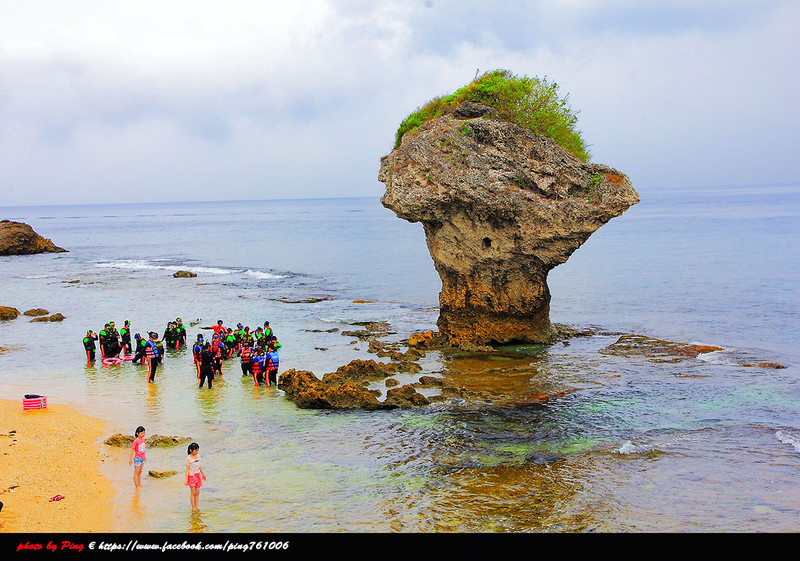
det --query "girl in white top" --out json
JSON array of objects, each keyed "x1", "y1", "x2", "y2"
[{"x1": 184, "y1": 442, "x2": 207, "y2": 511}]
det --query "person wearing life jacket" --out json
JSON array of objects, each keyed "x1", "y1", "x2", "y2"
[
  {"x1": 198, "y1": 342, "x2": 216, "y2": 389},
  {"x1": 144, "y1": 332, "x2": 161, "y2": 383},
  {"x1": 238, "y1": 344, "x2": 253, "y2": 378},
  {"x1": 175, "y1": 318, "x2": 187, "y2": 348},
  {"x1": 155, "y1": 336, "x2": 165, "y2": 364},
  {"x1": 267, "y1": 334, "x2": 282, "y2": 351},
  {"x1": 83, "y1": 329, "x2": 98, "y2": 363},
  {"x1": 254, "y1": 327, "x2": 265, "y2": 350},
  {"x1": 235, "y1": 323, "x2": 245, "y2": 349},
  {"x1": 211, "y1": 334, "x2": 225, "y2": 376},
  {"x1": 251, "y1": 348, "x2": 266, "y2": 387},
  {"x1": 200, "y1": 320, "x2": 226, "y2": 338},
  {"x1": 132, "y1": 333, "x2": 146, "y2": 365},
  {"x1": 109, "y1": 322, "x2": 123, "y2": 357},
  {"x1": 192, "y1": 334, "x2": 205, "y2": 380},
  {"x1": 119, "y1": 320, "x2": 132, "y2": 356},
  {"x1": 241, "y1": 326, "x2": 254, "y2": 350},
  {"x1": 163, "y1": 322, "x2": 178, "y2": 350},
  {"x1": 225, "y1": 328, "x2": 237, "y2": 359},
  {"x1": 266, "y1": 343, "x2": 280, "y2": 387}
]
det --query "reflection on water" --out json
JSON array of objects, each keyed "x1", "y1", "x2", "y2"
[{"x1": 187, "y1": 511, "x2": 208, "y2": 533}]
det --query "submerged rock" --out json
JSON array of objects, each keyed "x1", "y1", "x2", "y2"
[
  {"x1": 104, "y1": 434, "x2": 192, "y2": 447},
  {"x1": 379, "y1": 116, "x2": 638, "y2": 347},
  {"x1": 600, "y1": 334, "x2": 724, "y2": 362},
  {"x1": 148, "y1": 470, "x2": 177, "y2": 479},
  {"x1": 0, "y1": 220, "x2": 67, "y2": 255}
]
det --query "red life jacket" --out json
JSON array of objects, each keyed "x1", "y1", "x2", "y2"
[{"x1": 240, "y1": 347, "x2": 252, "y2": 362}]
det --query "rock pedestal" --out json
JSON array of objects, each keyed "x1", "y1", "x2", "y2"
[{"x1": 379, "y1": 114, "x2": 639, "y2": 347}]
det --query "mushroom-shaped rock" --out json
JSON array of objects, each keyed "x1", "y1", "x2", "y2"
[{"x1": 379, "y1": 115, "x2": 638, "y2": 346}]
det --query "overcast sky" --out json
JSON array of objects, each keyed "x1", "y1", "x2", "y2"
[{"x1": 1, "y1": 0, "x2": 797, "y2": 206}]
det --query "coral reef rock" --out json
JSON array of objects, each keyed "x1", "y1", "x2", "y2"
[
  {"x1": 0, "y1": 220, "x2": 67, "y2": 256},
  {"x1": 379, "y1": 114, "x2": 639, "y2": 346}
]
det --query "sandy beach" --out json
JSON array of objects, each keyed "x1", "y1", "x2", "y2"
[{"x1": 0, "y1": 398, "x2": 115, "y2": 533}]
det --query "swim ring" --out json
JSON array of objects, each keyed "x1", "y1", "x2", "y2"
[{"x1": 102, "y1": 357, "x2": 122, "y2": 365}]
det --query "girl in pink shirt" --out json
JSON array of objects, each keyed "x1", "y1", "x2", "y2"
[{"x1": 128, "y1": 426, "x2": 146, "y2": 490}]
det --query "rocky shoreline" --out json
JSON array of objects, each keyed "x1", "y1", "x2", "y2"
[
  {"x1": 0, "y1": 220, "x2": 67, "y2": 256},
  {"x1": 279, "y1": 321, "x2": 786, "y2": 412}
]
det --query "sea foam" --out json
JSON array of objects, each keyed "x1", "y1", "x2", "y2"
[{"x1": 775, "y1": 431, "x2": 800, "y2": 454}]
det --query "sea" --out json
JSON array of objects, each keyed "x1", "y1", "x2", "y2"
[{"x1": 0, "y1": 184, "x2": 799, "y2": 533}]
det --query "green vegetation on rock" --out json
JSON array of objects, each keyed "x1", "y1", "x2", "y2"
[{"x1": 394, "y1": 69, "x2": 589, "y2": 162}]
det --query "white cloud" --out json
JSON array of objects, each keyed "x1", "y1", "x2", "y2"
[{"x1": 0, "y1": 0, "x2": 797, "y2": 205}]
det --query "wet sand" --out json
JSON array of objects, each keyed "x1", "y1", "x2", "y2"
[{"x1": 0, "y1": 398, "x2": 115, "y2": 533}]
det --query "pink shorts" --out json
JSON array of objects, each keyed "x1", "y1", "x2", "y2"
[{"x1": 187, "y1": 473, "x2": 203, "y2": 488}]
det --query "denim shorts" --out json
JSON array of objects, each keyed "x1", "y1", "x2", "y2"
[{"x1": 133, "y1": 457, "x2": 145, "y2": 467}]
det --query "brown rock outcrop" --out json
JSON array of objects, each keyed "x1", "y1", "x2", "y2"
[
  {"x1": 29, "y1": 313, "x2": 66, "y2": 323},
  {"x1": 379, "y1": 114, "x2": 639, "y2": 347},
  {"x1": 23, "y1": 308, "x2": 49, "y2": 317},
  {"x1": 0, "y1": 221, "x2": 67, "y2": 255},
  {"x1": 0, "y1": 307, "x2": 20, "y2": 321},
  {"x1": 277, "y1": 361, "x2": 429, "y2": 411}
]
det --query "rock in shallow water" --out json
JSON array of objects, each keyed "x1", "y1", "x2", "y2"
[
  {"x1": 379, "y1": 115, "x2": 639, "y2": 347},
  {"x1": 0, "y1": 220, "x2": 67, "y2": 255}
]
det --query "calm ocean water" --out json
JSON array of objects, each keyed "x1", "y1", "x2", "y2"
[{"x1": 1, "y1": 185, "x2": 798, "y2": 532}]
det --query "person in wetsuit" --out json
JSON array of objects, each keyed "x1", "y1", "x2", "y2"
[
  {"x1": 105, "y1": 322, "x2": 121, "y2": 357},
  {"x1": 211, "y1": 334, "x2": 225, "y2": 376},
  {"x1": 83, "y1": 330, "x2": 98, "y2": 363},
  {"x1": 238, "y1": 344, "x2": 253, "y2": 378},
  {"x1": 266, "y1": 343, "x2": 280, "y2": 387},
  {"x1": 144, "y1": 332, "x2": 161, "y2": 383},
  {"x1": 198, "y1": 342, "x2": 215, "y2": 388},
  {"x1": 132, "y1": 333, "x2": 146, "y2": 365},
  {"x1": 119, "y1": 320, "x2": 132, "y2": 356},
  {"x1": 175, "y1": 318, "x2": 187, "y2": 348},
  {"x1": 163, "y1": 322, "x2": 178, "y2": 351},
  {"x1": 192, "y1": 334, "x2": 204, "y2": 381},
  {"x1": 251, "y1": 348, "x2": 266, "y2": 387}
]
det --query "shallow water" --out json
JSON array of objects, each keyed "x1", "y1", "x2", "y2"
[{"x1": 1, "y1": 188, "x2": 798, "y2": 532}]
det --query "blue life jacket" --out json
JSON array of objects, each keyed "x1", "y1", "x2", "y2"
[{"x1": 267, "y1": 351, "x2": 279, "y2": 370}]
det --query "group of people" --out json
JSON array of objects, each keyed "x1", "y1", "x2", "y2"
[
  {"x1": 82, "y1": 317, "x2": 281, "y2": 387},
  {"x1": 193, "y1": 319, "x2": 281, "y2": 388}
]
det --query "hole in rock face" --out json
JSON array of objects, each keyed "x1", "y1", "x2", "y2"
[{"x1": 482, "y1": 237, "x2": 492, "y2": 249}]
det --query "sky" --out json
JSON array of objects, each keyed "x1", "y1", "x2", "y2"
[{"x1": 1, "y1": 0, "x2": 798, "y2": 206}]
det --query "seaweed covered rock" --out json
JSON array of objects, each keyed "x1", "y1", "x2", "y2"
[{"x1": 104, "y1": 434, "x2": 192, "y2": 447}]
